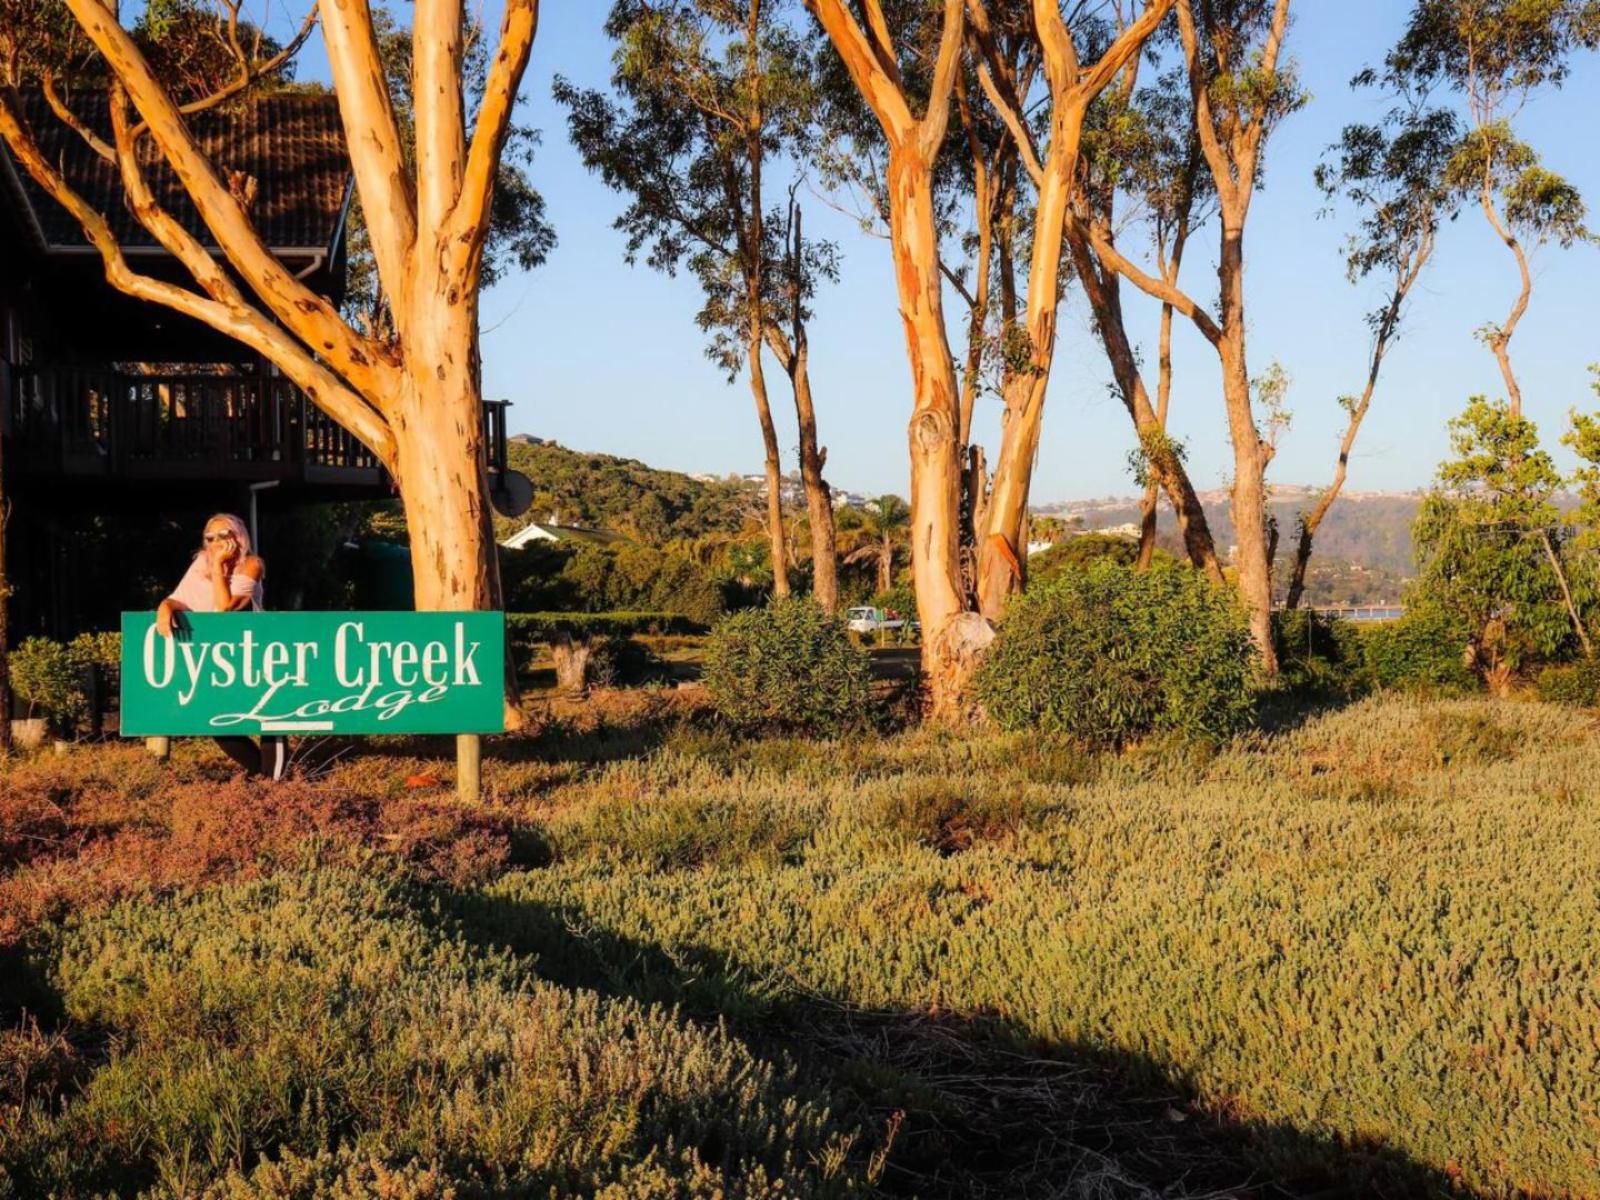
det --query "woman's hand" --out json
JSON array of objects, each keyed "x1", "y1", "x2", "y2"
[
  {"x1": 156, "y1": 599, "x2": 188, "y2": 639},
  {"x1": 208, "y1": 532, "x2": 240, "y2": 576}
]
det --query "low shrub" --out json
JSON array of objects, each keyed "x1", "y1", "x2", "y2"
[
  {"x1": 1535, "y1": 659, "x2": 1600, "y2": 707},
  {"x1": 702, "y1": 599, "x2": 871, "y2": 736},
  {"x1": 975, "y1": 562, "x2": 1254, "y2": 746},
  {"x1": 1361, "y1": 603, "x2": 1479, "y2": 694},
  {"x1": 1272, "y1": 609, "x2": 1367, "y2": 695},
  {"x1": 9, "y1": 638, "x2": 87, "y2": 733}
]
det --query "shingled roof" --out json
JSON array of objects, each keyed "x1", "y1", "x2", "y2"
[{"x1": 3, "y1": 89, "x2": 352, "y2": 254}]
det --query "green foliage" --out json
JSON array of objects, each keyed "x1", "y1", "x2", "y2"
[
  {"x1": 0, "y1": 868, "x2": 860, "y2": 1197},
  {"x1": 506, "y1": 612, "x2": 704, "y2": 673},
  {"x1": 66, "y1": 631, "x2": 120, "y2": 673},
  {"x1": 1272, "y1": 609, "x2": 1369, "y2": 695},
  {"x1": 502, "y1": 541, "x2": 725, "y2": 626},
  {"x1": 702, "y1": 599, "x2": 871, "y2": 735},
  {"x1": 1413, "y1": 397, "x2": 1583, "y2": 675},
  {"x1": 500, "y1": 439, "x2": 755, "y2": 546},
  {"x1": 1535, "y1": 658, "x2": 1600, "y2": 706},
  {"x1": 553, "y1": 1, "x2": 826, "y2": 381},
  {"x1": 585, "y1": 635, "x2": 673, "y2": 689},
  {"x1": 1361, "y1": 602, "x2": 1480, "y2": 694},
  {"x1": 9, "y1": 638, "x2": 87, "y2": 732},
  {"x1": 1025, "y1": 533, "x2": 1143, "y2": 585},
  {"x1": 976, "y1": 562, "x2": 1255, "y2": 746}
]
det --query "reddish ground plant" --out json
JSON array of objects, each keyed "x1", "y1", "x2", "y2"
[{"x1": 0, "y1": 742, "x2": 523, "y2": 946}]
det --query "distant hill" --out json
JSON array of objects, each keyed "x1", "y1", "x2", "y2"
[
  {"x1": 1035, "y1": 487, "x2": 1423, "y2": 579},
  {"x1": 503, "y1": 436, "x2": 758, "y2": 545}
]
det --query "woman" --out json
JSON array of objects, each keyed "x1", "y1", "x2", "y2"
[{"x1": 155, "y1": 513, "x2": 286, "y2": 779}]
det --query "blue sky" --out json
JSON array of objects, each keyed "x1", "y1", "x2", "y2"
[{"x1": 289, "y1": 2, "x2": 1600, "y2": 503}]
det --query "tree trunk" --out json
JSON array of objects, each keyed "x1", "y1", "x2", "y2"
[
  {"x1": 975, "y1": 154, "x2": 1075, "y2": 621},
  {"x1": 1219, "y1": 334, "x2": 1278, "y2": 673},
  {"x1": 1540, "y1": 530, "x2": 1593, "y2": 659},
  {"x1": 886, "y1": 143, "x2": 981, "y2": 717},
  {"x1": 747, "y1": 339, "x2": 790, "y2": 597},
  {"x1": 1067, "y1": 222, "x2": 1224, "y2": 584},
  {"x1": 390, "y1": 308, "x2": 521, "y2": 725},
  {"x1": 1139, "y1": 285, "x2": 1179, "y2": 571},
  {"x1": 550, "y1": 632, "x2": 594, "y2": 693},
  {"x1": 790, "y1": 346, "x2": 839, "y2": 612}
]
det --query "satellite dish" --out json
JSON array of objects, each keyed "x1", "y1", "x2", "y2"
[{"x1": 490, "y1": 469, "x2": 534, "y2": 518}]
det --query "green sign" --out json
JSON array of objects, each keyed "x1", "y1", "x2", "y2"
[{"x1": 120, "y1": 611, "x2": 504, "y2": 736}]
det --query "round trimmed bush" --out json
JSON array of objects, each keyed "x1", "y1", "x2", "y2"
[
  {"x1": 975, "y1": 561, "x2": 1254, "y2": 745},
  {"x1": 702, "y1": 598, "x2": 871, "y2": 735},
  {"x1": 1361, "y1": 601, "x2": 1478, "y2": 695}
]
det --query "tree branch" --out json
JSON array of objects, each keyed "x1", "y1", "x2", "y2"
[
  {"x1": 918, "y1": 0, "x2": 966, "y2": 158},
  {"x1": 451, "y1": 0, "x2": 538, "y2": 278},
  {"x1": 1072, "y1": 208, "x2": 1221, "y2": 346},
  {"x1": 0, "y1": 86, "x2": 395, "y2": 467},
  {"x1": 804, "y1": 0, "x2": 914, "y2": 141},
  {"x1": 319, "y1": 0, "x2": 417, "y2": 317},
  {"x1": 414, "y1": 0, "x2": 467, "y2": 234}
]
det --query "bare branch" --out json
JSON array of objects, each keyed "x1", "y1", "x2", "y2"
[
  {"x1": 1072, "y1": 208, "x2": 1222, "y2": 346},
  {"x1": 804, "y1": 0, "x2": 914, "y2": 142},
  {"x1": 415, "y1": 0, "x2": 467, "y2": 233}
]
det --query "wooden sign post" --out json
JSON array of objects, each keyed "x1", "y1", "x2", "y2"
[{"x1": 121, "y1": 611, "x2": 505, "y2": 800}]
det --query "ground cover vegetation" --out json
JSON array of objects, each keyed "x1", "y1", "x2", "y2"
[{"x1": 5, "y1": 691, "x2": 1600, "y2": 1197}]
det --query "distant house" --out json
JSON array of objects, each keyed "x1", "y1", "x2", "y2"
[
  {"x1": 500, "y1": 520, "x2": 630, "y2": 551},
  {"x1": 0, "y1": 90, "x2": 513, "y2": 638}
]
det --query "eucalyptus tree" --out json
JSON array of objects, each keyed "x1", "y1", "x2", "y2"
[
  {"x1": 1284, "y1": 102, "x2": 1460, "y2": 610},
  {"x1": 803, "y1": 0, "x2": 983, "y2": 715},
  {"x1": 960, "y1": 0, "x2": 1178, "y2": 620},
  {"x1": 0, "y1": 0, "x2": 545, "y2": 727},
  {"x1": 1065, "y1": 55, "x2": 1223, "y2": 580},
  {"x1": 558, "y1": 0, "x2": 843, "y2": 608},
  {"x1": 1382, "y1": 0, "x2": 1600, "y2": 418},
  {"x1": 1075, "y1": 0, "x2": 1303, "y2": 672}
]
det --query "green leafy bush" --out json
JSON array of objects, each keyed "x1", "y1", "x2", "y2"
[
  {"x1": 1361, "y1": 603, "x2": 1479, "y2": 695},
  {"x1": 1272, "y1": 609, "x2": 1368, "y2": 696},
  {"x1": 9, "y1": 638, "x2": 87, "y2": 733},
  {"x1": 1536, "y1": 659, "x2": 1600, "y2": 707},
  {"x1": 702, "y1": 598, "x2": 871, "y2": 735},
  {"x1": 976, "y1": 562, "x2": 1255, "y2": 745}
]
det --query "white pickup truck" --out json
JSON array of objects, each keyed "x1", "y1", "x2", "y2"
[{"x1": 846, "y1": 606, "x2": 906, "y2": 635}]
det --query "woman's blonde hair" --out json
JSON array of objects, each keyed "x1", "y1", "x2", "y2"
[{"x1": 195, "y1": 512, "x2": 252, "y2": 578}]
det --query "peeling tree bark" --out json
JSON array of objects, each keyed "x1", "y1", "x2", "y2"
[{"x1": 807, "y1": 0, "x2": 991, "y2": 719}]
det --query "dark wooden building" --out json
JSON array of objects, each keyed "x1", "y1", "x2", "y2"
[{"x1": 1, "y1": 91, "x2": 511, "y2": 639}]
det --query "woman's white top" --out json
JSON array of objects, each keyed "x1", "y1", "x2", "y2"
[{"x1": 167, "y1": 555, "x2": 264, "y2": 613}]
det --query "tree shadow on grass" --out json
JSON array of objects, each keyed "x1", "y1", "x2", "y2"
[{"x1": 436, "y1": 886, "x2": 1474, "y2": 1200}]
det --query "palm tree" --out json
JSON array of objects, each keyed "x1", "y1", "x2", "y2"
[{"x1": 844, "y1": 494, "x2": 911, "y2": 594}]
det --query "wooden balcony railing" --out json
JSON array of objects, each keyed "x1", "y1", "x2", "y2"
[{"x1": 4, "y1": 365, "x2": 510, "y2": 489}]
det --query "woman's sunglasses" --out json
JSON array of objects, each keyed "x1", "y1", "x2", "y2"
[{"x1": 203, "y1": 533, "x2": 236, "y2": 544}]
